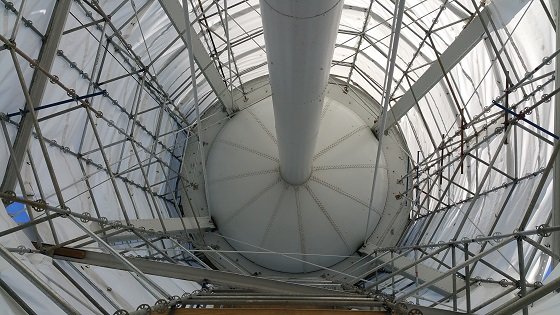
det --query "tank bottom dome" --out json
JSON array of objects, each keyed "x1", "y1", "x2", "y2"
[{"x1": 206, "y1": 96, "x2": 389, "y2": 273}]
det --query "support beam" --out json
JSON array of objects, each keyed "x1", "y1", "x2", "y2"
[
  {"x1": 103, "y1": 217, "x2": 214, "y2": 243},
  {"x1": 128, "y1": 300, "x2": 461, "y2": 315},
  {"x1": 365, "y1": 0, "x2": 406, "y2": 241},
  {"x1": 0, "y1": 245, "x2": 79, "y2": 314},
  {"x1": 373, "y1": 0, "x2": 529, "y2": 134},
  {"x1": 487, "y1": 268, "x2": 560, "y2": 315},
  {"x1": 164, "y1": 302, "x2": 461, "y2": 315},
  {"x1": 397, "y1": 237, "x2": 515, "y2": 302},
  {"x1": 1, "y1": 0, "x2": 71, "y2": 193},
  {"x1": 53, "y1": 248, "x2": 346, "y2": 296},
  {"x1": 0, "y1": 278, "x2": 38, "y2": 315},
  {"x1": 376, "y1": 252, "x2": 462, "y2": 296},
  {"x1": 159, "y1": 0, "x2": 236, "y2": 114}
]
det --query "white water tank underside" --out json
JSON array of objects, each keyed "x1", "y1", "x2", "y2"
[{"x1": 207, "y1": 97, "x2": 388, "y2": 273}]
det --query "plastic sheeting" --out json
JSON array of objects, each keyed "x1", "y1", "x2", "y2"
[
  {"x1": 0, "y1": 0, "x2": 559, "y2": 313},
  {"x1": 1, "y1": 0, "x2": 201, "y2": 312},
  {"x1": 0, "y1": 200, "x2": 201, "y2": 314},
  {"x1": 396, "y1": 1, "x2": 557, "y2": 310}
]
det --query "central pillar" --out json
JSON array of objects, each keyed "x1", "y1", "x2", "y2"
[{"x1": 260, "y1": 0, "x2": 344, "y2": 184}]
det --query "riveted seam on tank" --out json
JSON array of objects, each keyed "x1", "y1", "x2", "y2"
[
  {"x1": 313, "y1": 125, "x2": 368, "y2": 161},
  {"x1": 304, "y1": 184, "x2": 351, "y2": 251},
  {"x1": 209, "y1": 168, "x2": 280, "y2": 184},
  {"x1": 247, "y1": 109, "x2": 278, "y2": 145},
  {"x1": 320, "y1": 97, "x2": 332, "y2": 121},
  {"x1": 310, "y1": 175, "x2": 383, "y2": 216},
  {"x1": 216, "y1": 139, "x2": 280, "y2": 162},
  {"x1": 313, "y1": 164, "x2": 389, "y2": 170}
]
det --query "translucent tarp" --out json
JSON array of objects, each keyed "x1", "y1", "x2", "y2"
[{"x1": 0, "y1": 0, "x2": 558, "y2": 312}]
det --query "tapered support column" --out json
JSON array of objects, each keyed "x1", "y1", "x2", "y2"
[{"x1": 260, "y1": 0, "x2": 343, "y2": 184}]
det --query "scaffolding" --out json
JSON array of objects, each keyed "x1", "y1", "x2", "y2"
[{"x1": 0, "y1": 0, "x2": 559, "y2": 314}]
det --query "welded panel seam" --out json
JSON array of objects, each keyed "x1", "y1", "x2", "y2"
[{"x1": 260, "y1": 184, "x2": 289, "y2": 247}]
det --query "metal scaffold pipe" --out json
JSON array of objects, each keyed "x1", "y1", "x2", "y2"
[{"x1": 260, "y1": 0, "x2": 344, "y2": 184}]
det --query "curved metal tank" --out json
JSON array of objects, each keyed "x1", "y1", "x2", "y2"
[
  {"x1": 207, "y1": 96, "x2": 388, "y2": 273},
  {"x1": 206, "y1": 0, "x2": 390, "y2": 273}
]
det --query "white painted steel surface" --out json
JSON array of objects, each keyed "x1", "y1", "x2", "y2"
[
  {"x1": 260, "y1": 0, "x2": 344, "y2": 184},
  {"x1": 207, "y1": 97, "x2": 388, "y2": 273}
]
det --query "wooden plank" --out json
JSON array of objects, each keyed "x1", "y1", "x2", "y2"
[{"x1": 173, "y1": 308, "x2": 387, "y2": 315}]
